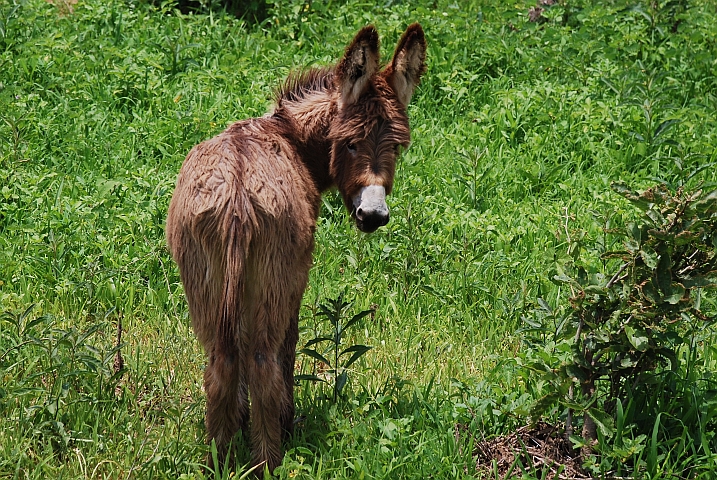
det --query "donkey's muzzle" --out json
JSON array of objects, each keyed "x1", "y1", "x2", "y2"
[
  {"x1": 356, "y1": 207, "x2": 389, "y2": 233},
  {"x1": 353, "y1": 185, "x2": 389, "y2": 233}
]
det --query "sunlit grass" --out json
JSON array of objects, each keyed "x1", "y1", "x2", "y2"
[{"x1": 1, "y1": 0, "x2": 717, "y2": 478}]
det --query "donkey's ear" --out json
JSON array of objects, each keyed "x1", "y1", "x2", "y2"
[
  {"x1": 383, "y1": 23, "x2": 427, "y2": 107},
  {"x1": 335, "y1": 25, "x2": 380, "y2": 107}
]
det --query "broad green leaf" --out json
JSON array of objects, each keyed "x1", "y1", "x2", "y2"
[
  {"x1": 552, "y1": 273, "x2": 576, "y2": 285},
  {"x1": 342, "y1": 309, "x2": 372, "y2": 332},
  {"x1": 646, "y1": 209, "x2": 666, "y2": 227},
  {"x1": 340, "y1": 345, "x2": 373, "y2": 369},
  {"x1": 561, "y1": 400, "x2": 589, "y2": 412},
  {"x1": 620, "y1": 356, "x2": 637, "y2": 368},
  {"x1": 96, "y1": 179, "x2": 122, "y2": 197},
  {"x1": 663, "y1": 283, "x2": 686, "y2": 304},
  {"x1": 653, "y1": 119, "x2": 679, "y2": 139},
  {"x1": 318, "y1": 305, "x2": 340, "y2": 327},
  {"x1": 537, "y1": 298, "x2": 553, "y2": 314},
  {"x1": 553, "y1": 313, "x2": 572, "y2": 340},
  {"x1": 584, "y1": 285, "x2": 606, "y2": 295},
  {"x1": 303, "y1": 336, "x2": 334, "y2": 349},
  {"x1": 18, "y1": 303, "x2": 38, "y2": 329},
  {"x1": 625, "y1": 325, "x2": 649, "y2": 352},
  {"x1": 299, "y1": 348, "x2": 331, "y2": 367},
  {"x1": 642, "y1": 280, "x2": 661, "y2": 304},
  {"x1": 612, "y1": 181, "x2": 638, "y2": 201},
  {"x1": 523, "y1": 360, "x2": 555, "y2": 375},
  {"x1": 626, "y1": 222, "x2": 639, "y2": 242},
  {"x1": 335, "y1": 371, "x2": 348, "y2": 394},
  {"x1": 640, "y1": 184, "x2": 671, "y2": 206},
  {"x1": 626, "y1": 239, "x2": 641, "y2": 254},
  {"x1": 649, "y1": 229, "x2": 674, "y2": 242},
  {"x1": 692, "y1": 190, "x2": 717, "y2": 215},
  {"x1": 569, "y1": 435, "x2": 589, "y2": 449},
  {"x1": 611, "y1": 183, "x2": 649, "y2": 210},
  {"x1": 565, "y1": 364, "x2": 587, "y2": 382},
  {"x1": 22, "y1": 315, "x2": 49, "y2": 334},
  {"x1": 640, "y1": 247, "x2": 658, "y2": 269},
  {"x1": 339, "y1": 344, "x2": 372, "y2": 356},
  {"x1": 682, "y1": 273, "x2": 717, "y2": 289},
  {"x1": 530, "y1": 393, "x2": 559, "y2": 418},
  {"x1": 587, "y1": 407, "x2": 615, "y2": 437},
  {"x1": 656, "y1": 251, "x2": 672, "y2": 295},
  {"x1": 611, "y1": 181, "x2": 633, "y2": 197}
]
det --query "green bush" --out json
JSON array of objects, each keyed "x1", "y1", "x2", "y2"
[{"x1": 522, "y1": 182, "x2": 717, "y2": 477}]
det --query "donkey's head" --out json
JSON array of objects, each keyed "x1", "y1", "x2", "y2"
[{"x1": 329, "y1": 24, "x2": 426, "y2": 233}]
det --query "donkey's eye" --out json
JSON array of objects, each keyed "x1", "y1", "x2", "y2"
[{"x1": 347, "y1": 143, "x2": 357, "y2": 154}]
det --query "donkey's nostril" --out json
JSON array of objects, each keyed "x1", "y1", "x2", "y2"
[
  {"x1": 356, "y1": 210, "x2": 390, "y2": 233},
  {"x1": 356, "y1": 207, "x2": 365, "y2": 220}
]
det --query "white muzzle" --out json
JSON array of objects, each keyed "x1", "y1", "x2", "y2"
[{"x1": 352, "y1": 185, "x2": 389, "y2": 233}]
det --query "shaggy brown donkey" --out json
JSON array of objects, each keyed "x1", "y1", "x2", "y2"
[{"x1": 166, "y1": 23, "x2": 426, "y2": 474}]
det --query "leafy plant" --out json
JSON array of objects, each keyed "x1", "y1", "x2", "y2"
[
  {"x1": 297, "y1": 296, "x2": 373, "y2": 402},
  {"x1": 523, "y1": 181, "x2": 717, "y2": 472},
  {"x1": 155, "y1": 35, "x2": 201, "y2": 77},
  {"x1": 0, "y1": 304, "x2": 121, "y2": 458}
]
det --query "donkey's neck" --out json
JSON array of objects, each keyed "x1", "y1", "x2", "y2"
[{"x1": 274, "y1": 87, "x2": 336, "y2": 193}]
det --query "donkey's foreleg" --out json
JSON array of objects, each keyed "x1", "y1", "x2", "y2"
[
  {"x1": 279, "y1": 313, "x2": 299, "y2": 439},
  {"x1": 204, "y1": 341, "x2": 249, "y2": 469}
]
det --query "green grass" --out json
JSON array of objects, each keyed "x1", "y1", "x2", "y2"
[{"x1": 1, "y1": 0, "x2": 717, "y2": 478}]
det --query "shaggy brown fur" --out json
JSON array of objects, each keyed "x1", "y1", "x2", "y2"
[{"x1": 165, "y1": 24, "x2": 426, "y2": 474}]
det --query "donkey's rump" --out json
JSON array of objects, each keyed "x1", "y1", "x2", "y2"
[{"x1": 166, "y1": 119, "x2": 316, "y2": 349}]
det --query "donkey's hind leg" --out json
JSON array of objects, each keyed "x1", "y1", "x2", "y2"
[
  {"x1": 204, "y1": 337, "x2": 249, "y2": 470},
  {"x1": 279, "y1": 312, "x2": 299, "y2": 439},
  {"x1": 247, "y1": 332, "x2": 285, "y2": 474}
]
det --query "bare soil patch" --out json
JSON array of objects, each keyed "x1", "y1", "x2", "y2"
[
  {"x1": 473, "y1": 422, "x2": 591, "y2": 479},
  {"x1": 46, "y1": 0, "x2": 77, "y2": 15}
]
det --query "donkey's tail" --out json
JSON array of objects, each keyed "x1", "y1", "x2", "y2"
[
  {"x1": 202, "y1": 209, "x2": 252, "y2": 456},
  {"x1": 216, "y1": 212, "x2": 249, "y2": 353}
]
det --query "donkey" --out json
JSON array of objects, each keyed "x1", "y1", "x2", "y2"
[{"x1": 165, "y1": 24, "x2": 426, "y2": 474}]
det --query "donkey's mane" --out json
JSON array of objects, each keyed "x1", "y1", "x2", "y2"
[{"x1": 275, "y1": 66, "x2": 335, "y2": 105}]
